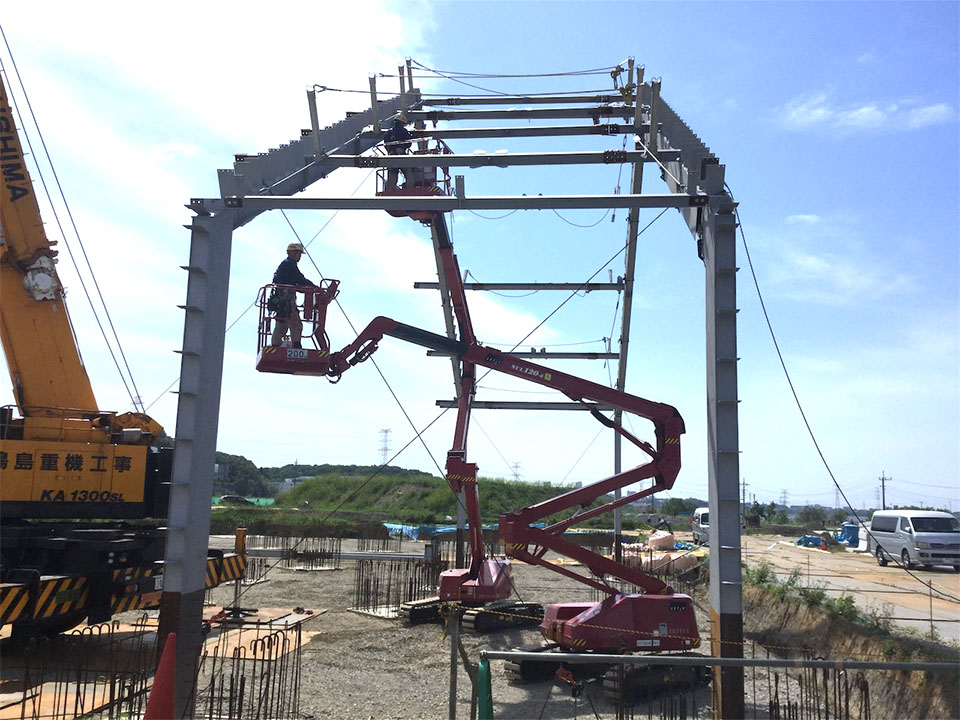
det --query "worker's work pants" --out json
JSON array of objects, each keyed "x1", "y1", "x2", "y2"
[{"x1": 271, "y1": 313, "x2": 303, "y2": 348}]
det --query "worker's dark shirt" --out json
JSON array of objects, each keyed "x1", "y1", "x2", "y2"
[
  {"x1": 384, "y1": 122, "x2": 411, "y2": 154},
  {"x1": 273, "y1": 258, "x2": 315, "y2": 287}
]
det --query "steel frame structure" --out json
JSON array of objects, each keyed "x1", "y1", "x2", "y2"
[{"x1": 164, "y1": 60, "x2": 744, "y2": 717}]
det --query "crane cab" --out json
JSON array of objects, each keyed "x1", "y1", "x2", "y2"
[
  {"x1": 255, "y1": 280, "x2": 339, "y2": 376},
  {"x1": 375, "y1": 137, "x2": 453, "y2": 224}
]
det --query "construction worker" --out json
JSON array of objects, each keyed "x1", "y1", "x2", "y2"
[
  {"x1": 270, "y1": 243, "x2": 317, "y2": 348},
  {"x1": 383, "y1": 113, "x2": 412, "y2": 190}
]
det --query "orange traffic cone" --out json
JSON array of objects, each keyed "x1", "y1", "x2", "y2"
[{"x1": 145, "y1": 632, "x2": 176, "y2": 720}]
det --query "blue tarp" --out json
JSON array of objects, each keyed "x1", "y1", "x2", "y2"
[
  {"x1": 834, "y1": 523, "x2": 859, "y2": 548},
  {"x1": 383, "y1": 523, "x2": 421, "y2": 540},
  {"x1": 796, "y1": 534, "x2": 823, "y2": 548}
]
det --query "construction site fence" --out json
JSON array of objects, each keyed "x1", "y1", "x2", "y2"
[{"x1": 480, "y1": 645, "x2": 958, "y2": 720}]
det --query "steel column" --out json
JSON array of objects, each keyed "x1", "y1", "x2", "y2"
[
  {"x1": 159, "y1": 210, "x2": 235, "y2": 717},
  {"x1": 703, "y1": 201, "x2": 744, "y2": 719}
]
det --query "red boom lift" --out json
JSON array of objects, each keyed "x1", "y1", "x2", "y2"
[{"x1": 255, "y1": 145, "x2": 701, "y2": 692}]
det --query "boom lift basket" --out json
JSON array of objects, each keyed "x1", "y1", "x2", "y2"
[
  {"x1": 255, "y1": 280, "x2": 339, "y2": 376},
  {"x1": 375, "y1": 137, "x2": 453, "y2": 224}
]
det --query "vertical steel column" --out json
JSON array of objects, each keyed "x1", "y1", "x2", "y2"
[
  {"x1": 158, "y1": 209, "x2": 235, "y2": 718},
  {"x1": 702, "y1": 194, "x2": 744, "y2": 719},
  {"x1": 612, "y1": 65, "x2": 646, "y2": 563}
]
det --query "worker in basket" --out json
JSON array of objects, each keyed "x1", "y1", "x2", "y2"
[
  {"x1": 269, "y1": 242, "x2": 318, "y2": 348},
  {"x1": 383, "y1": 113, "x2": 412, "y2": 190}
]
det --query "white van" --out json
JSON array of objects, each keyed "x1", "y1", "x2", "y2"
[
  {"x1": 691, "y1": 507, "x2": 709, "y2": 545},
  {"x1": 869, "y1": 510, "x2": 960, "y2": 571}
]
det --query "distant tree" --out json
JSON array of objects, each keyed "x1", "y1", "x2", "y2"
[
  {"x1": 154, "y1": 430, "x2": 175, "y2": 449},
  {"x1": 745, "y1": 500, "x2": 763, "y2": 527},
  {"x1": 828, "y1": 509, "x2": 849, "y2": 526},
  {"x1": 796, "y1": 505, "x2": 827, "y2": 528},
  {"x1": 659, "y1": 498, "x2": 699, "y2": 517}
]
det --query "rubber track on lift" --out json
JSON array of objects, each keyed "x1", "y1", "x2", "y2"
[
  {"x1": 602, "y1": 653, "x2": 710, "y2": 705},
  {"x1": 504, "y1": 642, "x2": 560, "y2": 684},
  {"x1": 399, "y1": 596, "x2": 442, "y2": 625},
  {"x1": 462, "y1": 601, "x2": 543, "y2": 634}
]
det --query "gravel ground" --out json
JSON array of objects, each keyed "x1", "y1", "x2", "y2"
[
  {"x1": 199, "y1": 533, "x2": 946, "y2": 719},
  {"x1": 203, "y1": 537, "x2": 726, "y2": 720}
]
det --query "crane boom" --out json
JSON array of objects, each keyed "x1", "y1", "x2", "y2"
[{"x1": 0, "y1": 78, "x2": 98, "y2": 415}]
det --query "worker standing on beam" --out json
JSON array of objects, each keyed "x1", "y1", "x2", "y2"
[
  {"x1": 270, "y1": 243, "x2": 317, "y2": 348},
  {"x1": 383, "y1": 113, "x2": 412, "y2": 190}
]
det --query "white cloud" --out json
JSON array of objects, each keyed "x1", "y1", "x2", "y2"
[
  {"x1": 775, "y1": 93, "x2": 954, "y2": 133},
  {"x1": 786, "y1": 214, "x2": 821, "y2": 225},
  {"x1": 907, "y1": 103, "x2": 954, "y2": 129}
]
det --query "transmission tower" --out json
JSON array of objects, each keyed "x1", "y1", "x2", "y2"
[
  {"x1": 511, "y1": 462, "x2": 521, "y2": 482},
  {"x1": 779, "y1": 489, "x2": 788, "y2": 507},
  {"x1": 379, "y1": 428, "x2": 391, "y2": 465}
]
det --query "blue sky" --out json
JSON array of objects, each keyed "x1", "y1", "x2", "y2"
[{"x1": 2, "y1": 2, "x2": 957, "y2": 512}]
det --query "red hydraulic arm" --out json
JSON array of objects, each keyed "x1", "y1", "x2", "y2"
[{"x1": 321, "y1": 217, "x2": 684, "y2": 602}]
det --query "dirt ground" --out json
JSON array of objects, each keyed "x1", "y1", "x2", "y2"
[
  {"x1": 198, "y1": 531, "x2": 959, "y2": 719},
  {"x1": 207, "y1": 538, "x2": 714, "y2": 720}
]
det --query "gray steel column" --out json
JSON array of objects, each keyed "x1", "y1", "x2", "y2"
[
  {"x1": 702, "y1": 199, "x2": 744, "y2": 719},
  {"x1": 158, "y1": 210, "x2": 235, "y2": 717}
]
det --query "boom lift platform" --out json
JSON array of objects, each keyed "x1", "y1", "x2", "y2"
[{"x1": 373, "y1": 135, "x2": 453, "y2": 224}]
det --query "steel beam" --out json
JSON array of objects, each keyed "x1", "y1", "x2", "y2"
[
  {"x1": 410, "y1": 106, "x2": 636, "y2": 122},
  {"x1": 427, "y1": 350, "x2": 616, "y2": 359},
  {"x1": 407, "y1": 124, "x2": 668, "y2": 142},
  {"x1": 237, "y1": 193, "x2": 706, "y2": 212},
  {"x1": 425, "y1": 94, "x2": 623, "y2": 106},
  {"x1": 323, "y1": 149, "x2": 654, "y2": 169},
  {"x1": 415, "y1": 282, "x2": 622, "y2": 291},
  {"x1": 436, "y1": 400, "x2": 614, "y2": 411}
]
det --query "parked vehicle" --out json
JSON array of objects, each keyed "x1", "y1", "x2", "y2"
[
  {"x1": 868, "y1": 510, "x2": 960, "y2": 571},
  {"x1": 691, "y1": 507, "x2": 709, "y2": 545}
]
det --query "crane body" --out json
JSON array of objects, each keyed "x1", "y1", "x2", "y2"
[{"x1": 0, "y1": 78, "x2": 243, "y2": 638}]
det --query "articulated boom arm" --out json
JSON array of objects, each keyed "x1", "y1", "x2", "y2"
[
  {"x1": 323, "y1": 311, "x2": 684, "y2": 597},
  {"x1": 321, "y1": 217, "x2": 683, "y2": 598}
]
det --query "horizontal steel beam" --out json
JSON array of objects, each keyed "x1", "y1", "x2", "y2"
[
  {"x1": 236, "y1": 193, "x2": 706, "y2": 212},
  {"x1": 409, "y1": 107, "x2": 635, "y2": 121},
  {"x1": 326, "y1": 150, "x2": 649, "y2": 169},
  {"x1": 425, "y1": 94, "x2": 624, "y2": 106},
  {"x1": 436, "y1": 401, "x2": 615, "y2": 411},
  {"x1": 414, "y1": 282, "x2": 623, "y2": 291},
  {"x1": 409, "y1": 124, "x2": 661, "y2": 141},
  {"x1": 427, "y1": 350, "x2": 616, "y2": 359}
]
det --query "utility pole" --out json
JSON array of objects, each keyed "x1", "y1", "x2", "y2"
[
  {"x1": 879, "y1": 472, "x2": 891, "y2": 510},
  {"x1": 741, "y1": 477, "x2": 748, "y2": 509},
  {"x1": 379, "y1": 429, "x2": 391, "y2": 466}
]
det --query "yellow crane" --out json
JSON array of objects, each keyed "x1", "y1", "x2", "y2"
[{"x1": 0, "y1": 77, "x2": 243, "y2": 638}]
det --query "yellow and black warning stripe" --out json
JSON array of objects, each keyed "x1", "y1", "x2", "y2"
[
  {"x1": 205, "y1": 557, "x2": 222, "y2": 588},
  {"x1": 33, "y1": 576, "x2": 89, "y2": 620},
  {"x1": 0, "y1": 583, "x2": 30, "y2": 626},
  {"x1": 220, "y1": 553, "x2": 247, "y2": 583},
  {"x1": 112, "y1": 590, "x2": 162, "y2": 614}
]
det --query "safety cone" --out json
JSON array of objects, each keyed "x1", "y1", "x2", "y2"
[{"x1": 145, "y1": 632, "x2": 176, "y2": 720}]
